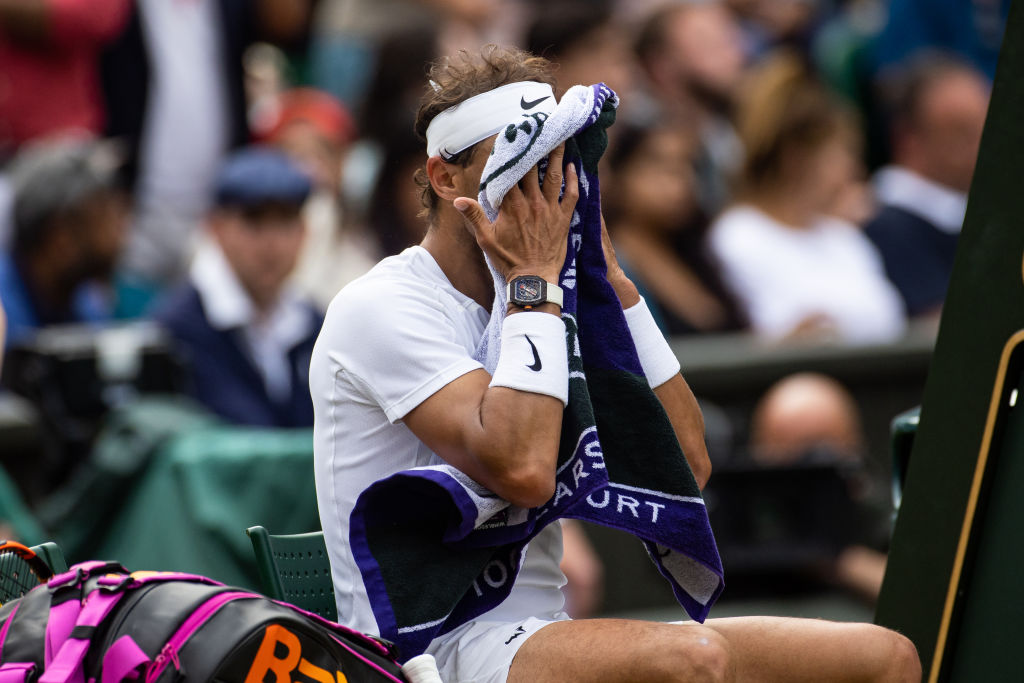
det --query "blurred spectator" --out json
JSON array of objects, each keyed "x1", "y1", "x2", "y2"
[
  {"x1": 749, "y1": 373, "x2": 864, "y2": 467},
  {"x1": 261, "y1": 88, "x2": 380, "y2": 310},
  {"x1": 370, "y1": 119, "x2": 431, "y2": 257},
  {"x1": 309, "y1": 0, "x2": 494, "y2": 114},
  {"x1": 873, "y1": 0, "x2": 1010, "y2": 80},
  {"x1": 0, "y1": 293, "x2": 5, "y2": 372},
  {"x1": 359, "y1": 24, "x2": 441, "y2": 146},
  {"x1": 605, "y1": 119, "x2": 745, "y2": 335},
  {"x1": 865, "y1": 55, "x2": 990, "y2": 318},
  {"x1": 100, "y1": 0, "x2": 313, "y2": 301},
  {"x1": 726, "y1": 0, "x2": 825, "y2": 57},
  {"x1": 708, "y1": 52, "x2": 905, "y2": 344},
  {"x1": 634, "y1": 0, "x2": 747, "y2": 215},
  {"x1": 748, "y1": 372, "x2": 887, "y2": 601},
  {"x1": 0, "y1": 139, "x2": 127, "y2": 345},
  {"x1": 524, "y1": 0, "x2": 634, "y2": 100},
  {"x1": 0, "y1": 0, "x2": 129, "y2": 156},
  {"x1": 155, "y1": 148, "x2": 321, "y2": 428}
]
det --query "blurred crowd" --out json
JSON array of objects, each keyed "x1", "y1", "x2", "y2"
[{"x1": 0, "y1": 0, "x2": 1008, "y2": 609}]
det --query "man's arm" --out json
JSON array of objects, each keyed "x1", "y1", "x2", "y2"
[
  {"x1": 404, "y1": 149, "x2": 579, "y2": 508},
  {"x1": 599, "y1": 216, "x2": 712, "y2": 488},
  {"x1": 403, "y1": 368, "x2": 564, "y2": 508}
]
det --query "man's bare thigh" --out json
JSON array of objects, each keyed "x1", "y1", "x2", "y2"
[{"x1": 507, "y1": 616, "x2": 920, "y2": 683}]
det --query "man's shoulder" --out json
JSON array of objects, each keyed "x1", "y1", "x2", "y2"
[{"x1": 329, "y1": 248, "x2": 454, "y2": 318}]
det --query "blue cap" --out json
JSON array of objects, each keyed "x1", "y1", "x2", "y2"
[{"x1": 213, "y1": 147, "x2": 312, "y2": 208}]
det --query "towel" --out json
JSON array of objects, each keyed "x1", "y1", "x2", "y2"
[{"x1": 349, "y1": 84, "x2": 724, "y2": 661}]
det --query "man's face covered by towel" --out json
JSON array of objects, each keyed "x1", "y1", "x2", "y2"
[{"x1": 444, "y1": 135, "x2": 498, "y2": 229}]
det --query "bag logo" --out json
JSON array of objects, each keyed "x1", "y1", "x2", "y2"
[{"x1": 245, "y1": 624, "x2": 349, "y2": 683}]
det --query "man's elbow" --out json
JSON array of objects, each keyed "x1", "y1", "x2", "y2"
[
  {"x1": 498, "y1": 462, "x2": 556, "y2": 509},
  {"x1": 689, "y1": 443, "x2": 712, "y2": 490},
  {"x1": 694, "y1": 459, "x2": 711, "y2": 490}
]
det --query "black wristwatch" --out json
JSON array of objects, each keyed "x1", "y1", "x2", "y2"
[{"x1": 507, "y1": 275, "x2": 564, "y2": 309}]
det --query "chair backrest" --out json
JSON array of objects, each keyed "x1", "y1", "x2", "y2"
[
  {"x1": 246, "y1": 526, "x2": 337, "y2": 621},
  {"x1": 30, "y1": 541, "x2": 68, "y2": 574},
  {"x1": 0, "y1": 540, "x2": 69, "y2": 604}
]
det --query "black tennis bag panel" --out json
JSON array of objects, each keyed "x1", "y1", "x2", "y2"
[{"x1": 0, "y1": 562, "x2": 409, "y2": 683}]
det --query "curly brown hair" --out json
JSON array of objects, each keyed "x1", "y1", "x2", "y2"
[{"x1": 413, "y1": 46, "x2": 556, "y2": 222}]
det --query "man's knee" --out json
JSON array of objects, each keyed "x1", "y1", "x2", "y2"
[
  {"x1": 885, "y1": 629, "x2": 922, "y2": 682},
  {"x1": 653, "y1": 626, "x2": 732, "y2": 683},
  {"x1": 854, "y1": 623, "x2": 921, "y2": 682}
]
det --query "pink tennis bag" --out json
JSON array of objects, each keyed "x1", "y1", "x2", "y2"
[{"x1": 0, "y1": 562, "x2": 409, "y2": 682}]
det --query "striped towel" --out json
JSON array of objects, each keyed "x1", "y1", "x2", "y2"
[{"x1": 349, "y1": 84, "x2": 723, "y2": 660}]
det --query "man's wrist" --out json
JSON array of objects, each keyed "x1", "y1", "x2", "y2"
[
  {"x1": 490, "y1": 311, "x2": 569, "y2": 405},
  {"x1": 624, "y1": 297, "x2": 680, "y2": 388},
  {"x1": 505, "y1": 266, "x2": 562, "y2": 284},
  {"x1": 506, "y1": 302, "x2": 561, "y2": 316},
  {"x1": 610, "y1": 274, "x2": 640, "y2": 309}
]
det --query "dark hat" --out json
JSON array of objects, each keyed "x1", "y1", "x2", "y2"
[{"x1": 214, "y1": 147, "x2": 313, "y2": 208}]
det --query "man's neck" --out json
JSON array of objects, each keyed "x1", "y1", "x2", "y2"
[{"x1": 421, "y1": 207, "x2": 494, "y2": 310}]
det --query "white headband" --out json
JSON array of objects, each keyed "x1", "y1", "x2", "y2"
[{"x1": 425, "y1": 81, "x2": 557, "y2": 159}]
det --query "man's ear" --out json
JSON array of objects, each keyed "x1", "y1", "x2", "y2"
[{"x1": 426, "y1": 156, "x2": 462, "y2": 202}]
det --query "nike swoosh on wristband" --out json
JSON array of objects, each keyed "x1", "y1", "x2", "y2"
[
  {"x1": 520, "y1": 95, "x2": 551, "y2": 110},
  {"x1": 525, "y1": 335, "x2": 543, "y2": 372}
]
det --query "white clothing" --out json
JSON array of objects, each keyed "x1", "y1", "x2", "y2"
[
  {"x1": 708, "y1": 205, "x2": 906, "y2": 343},
  {"x1": 130, "y1": 0, "x2": 230, "y2": 280},
  {"x1": 311, "y1": 246, "x2": 569, "y2": 673},
  {"x1": 873, "y1": 165, "x2": 967, "y2": 235},
  {"x1": 428, "y1": 615, "x2": 565, "y2": 683},
  {"x1": 191, "y1": 240, "x2": 316, "y2": 403}
]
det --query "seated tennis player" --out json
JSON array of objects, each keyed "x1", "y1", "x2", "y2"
[{"x1": 310, "y1": 46, "x2": 921, "y2": 683}]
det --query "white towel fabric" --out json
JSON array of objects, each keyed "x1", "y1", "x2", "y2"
[{"x1": 474, "y1": 84, "x2": 613, "y2": 371}]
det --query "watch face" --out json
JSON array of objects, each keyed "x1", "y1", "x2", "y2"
[{"x1": 513, "y1": 276, "x2": 544, "y2": 305}]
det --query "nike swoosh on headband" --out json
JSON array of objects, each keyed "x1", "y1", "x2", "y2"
[
  {"x1": 521, "y1": 95, "x2": 551, "y2": 110},
  {"x1": 426, "y1": 81, "x2": 556, "y2": 158}
]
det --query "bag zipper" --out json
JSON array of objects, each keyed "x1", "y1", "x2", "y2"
[{"x1": 143, "y1": 591, "x2": 258, "y2": 683}]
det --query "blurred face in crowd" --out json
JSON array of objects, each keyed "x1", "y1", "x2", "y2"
[
  {"x1": 210, "y1": 202, "x2": 306, "y2": 310},
  {"x1": 901, "y1": 70, "x2": 990, "y2": 193},
  {"x1": 661, "y1": 4, "x2": 746, "y2": 109},
  {"x1": 275, "y1": 120, "x2": 345, "y2": 194},
  {"x1": 780, "y1": 128, "x2": 861, "y2": 218},
  {"x1": 553, "y1": 23, "x2": 634, "y2": 100},
  {"x1": 63, "y1": 190, "x2": 129, "y2": 282},
  {"x1": 616, "y1": 127, "x2": 698, "y2": 232}
]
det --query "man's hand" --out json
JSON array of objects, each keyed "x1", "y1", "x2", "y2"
[{"x1": 453, "y1": 144, "x2": 578, "y2": 286}]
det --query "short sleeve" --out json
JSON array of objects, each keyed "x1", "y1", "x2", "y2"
[{"x1": 318, "y1": 278, "x2": 484, "y2": 423}]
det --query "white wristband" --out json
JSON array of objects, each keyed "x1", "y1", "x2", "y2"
[
  {"x1": 623, "y1": 297, "x2": 680, "y2": 388},
  {"x1": 489, "y1": 312, "x2": 569, "y2": 406}
]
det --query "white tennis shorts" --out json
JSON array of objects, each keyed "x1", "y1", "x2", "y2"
[{"x1": 426, "y1": 614, "x2": 569, "y2": 683}]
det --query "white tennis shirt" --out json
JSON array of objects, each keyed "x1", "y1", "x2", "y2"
[{"x1": 311, "y1": 246, "x2": 568, "y2": 638}]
